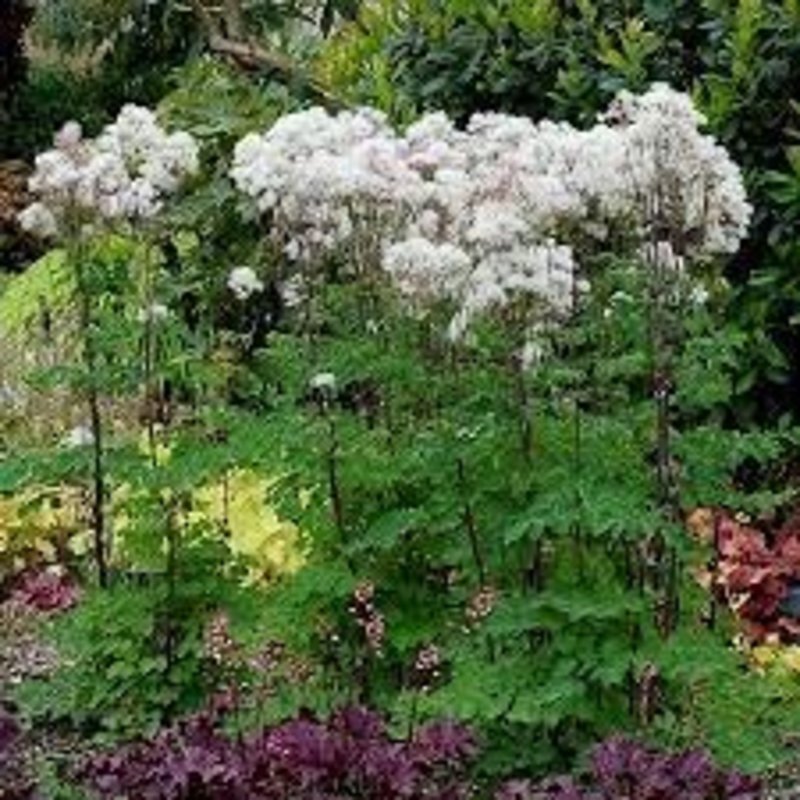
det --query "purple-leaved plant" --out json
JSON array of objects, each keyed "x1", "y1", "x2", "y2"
[
  {"x1": 495, "y1": 737, "x2": 762, "y2": 800},
  {"x1": 82, "y1": 706, "x2": 477, "y2": 800}
]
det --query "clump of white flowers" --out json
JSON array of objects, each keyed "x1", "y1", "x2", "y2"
[
  {"x1": 19, "y1": 106, "x2": 199, "y2": 239},
  {"x1": 231, "y1": 84, "x2": 751, "y2": 338},
  {"x1": 61, "y1": 424, "x2": 95, "y2": 449},
  {"x1": 309, "y1": 372, "x2": 337, "y2": 392},
  {"x1": 228, "y1": 266, "x2": 264, "y2": 301},
  {"x1": 136, "y1": 302, "x2": 170, "y2": 325},
  {"x1": 231, "y1": 107, "x2": 421, "y2": 265},
  {"x1": 603, "y1": 85, "x2": 752, "y2": 256}
]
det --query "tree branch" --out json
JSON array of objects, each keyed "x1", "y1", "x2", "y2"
[
  {"x1": 222, "y1": 0, "x2": 246, "y2": 39},
  {"x1": 188, "y1": 0, "x2": 222, "y2": 37},
  {"x1": 206, "y1": 33, "x2": 296, "y2": 74},
  {"x1": 187, "y1": 0, "x2": 342, "y2": 108}
]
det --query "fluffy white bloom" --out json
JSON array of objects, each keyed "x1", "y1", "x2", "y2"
[
  {"x1": 19, "y1": 107, "x2": 199, "y2": 239},
  {"x1": 447, "y1": 244, "x2": 578, "y2": 340},
  {"x1": 607, "y1": 83, "x2": 752, "y2": 254},
  {"x1": 310, "y1": 372, "x2": 336, "y2": 391},
  {"x1": 62, "y1": 425, "x2": 94, "y2": 449},
  {"x1": 231, "y1": 84, "x2": 751, "y2": 337},
  {"x1": 383, "y1": 238, "x2": 471, "y2": 301},
  {"x1": 231, "y1": 107, "x2": 422, "y2": 264},
  {"x1": 54, "y1": 121, "x2": 83, "y2": 151},
  {"x1": 18, "y1": 202, "x2": 59, "y2": 239},
  {"x1": 690, "y1": 285, "x2": 711, "y2": 306},
  {"x1": 228, "y1": 266, "x2": 264, "y2": 300},
  {"x1": 137, "y1": 302, "x2": 170, "y2": 324}
]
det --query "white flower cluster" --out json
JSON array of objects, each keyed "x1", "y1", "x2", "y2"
[
  {"x1": 19, "y1": 106, "x2": 199, "y2": 239},
  {"x1": 228, "y1": 266, "x2": 264, "y2": 300},
  {"x1": 61, "y1": 424, "x2": 95, "y2": 449},
  {"x1": 136, "y1": 302, "x2": 170, "y2": 325},
  {"x1": 232, "y1": 84, "x2": 751, "y2": 336},
  {"x1": 231, "y1": 107, "x2": 419, "y2": 264},
  {"x1": 603, "y1": 86, "x2": 752, "y2": 255}
]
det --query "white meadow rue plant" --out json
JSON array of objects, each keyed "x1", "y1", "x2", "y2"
[
  {"x1": 19, "y1": 107, "x2": 199, "y2": 587},
  {"x1": 228, "y1": 88, "x2": 752, "y2": 571},
  {"x1": 231, "y1": 84, "x2": 750, "y2": 340},
  {"x1": 19, "y1": 108, "x2": 199, "y2": 237}
]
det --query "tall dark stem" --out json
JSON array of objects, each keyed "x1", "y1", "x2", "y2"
[
  {"x1": 72, "y1": 234, "x2": 109, "y2": 587},
  {"x1": 456, "y1": 457, "x2": 486, "y2": 587},
  {"x1": 163, "y1": 496, "x2": 181, "y2": 705},
  {"x1": 572, "y1": 396, "x2": 585, "y2": 581},
  {"x1": 327, "y1": 414, "x2": 346, "y2": 542},
  {"x1": 645, "y1": 193, "x2": 683, "y2": 636},
  {"x1": 513, "y1": 352, "x2": 534, "y2": 466}
]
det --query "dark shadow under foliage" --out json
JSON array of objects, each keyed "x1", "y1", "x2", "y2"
[{"x1": 0, "y1": 0, "x2": 33, "y2": 118}]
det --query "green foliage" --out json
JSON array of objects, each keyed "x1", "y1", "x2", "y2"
[
  {"x1": 150, "y1": 268, "x2": 795, "y2": 776},
  {"x1": 33, "y1": 0, "x2": 186, "y2": 54},
  {"x1": 5, "y1": 43, "x2": 800, "y2": 788},
  {"x1": 3, "y1": 0, "x2": 359, "y2": 161},
  {"x1": 319, "y1": 0, "x2": 710, "y2": 123},
  {"x1": 646, "y1": 624, "x2": 800, "y2": 774},
  {"x1": 0, "y1": 249, "x2": 72, "y2": 337},
  {"x1": 1, "y1": 0, "x2": 195, "y2": 160},
  {"x1": 5, "y1": 210, "x2": 798, "y2": 788},
  {"x1": 159, "y1": 59, "x2": 298, "y2": 156},
  {"x1": 1, "y1": 55, "x2": 167, "y2": 161},
  {"x1": 15, "y1": 542, "x2": 251, "y2": 741}
]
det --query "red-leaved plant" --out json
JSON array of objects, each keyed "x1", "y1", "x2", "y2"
[
  {"x1": 713, "y1": 511, "x2": 800, "y2": 642},
  {"x1": 9, "y1": 567, "x2": 80, "y2": 614}
]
